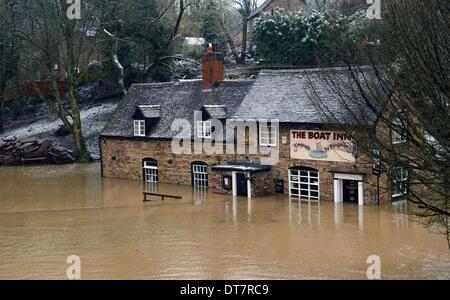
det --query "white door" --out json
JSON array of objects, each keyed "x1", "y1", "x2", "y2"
[{"x1": 289, "y1": 168, "x2": 320, "y2": 201}]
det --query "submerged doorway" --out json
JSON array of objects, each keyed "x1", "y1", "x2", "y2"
[
  {"x1": 333, "y1": 172, "x2": 365, "y2": 205},
  {"x1": 236, "y1": 173, "x2": 248, "y2": 196},
  {"x1": 342, "y1": 180, "x2": 359, "y2": 203}
]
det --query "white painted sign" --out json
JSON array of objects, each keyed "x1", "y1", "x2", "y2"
[{"x1": 290, "y1": 130, "x2": 356, "y2": 163}]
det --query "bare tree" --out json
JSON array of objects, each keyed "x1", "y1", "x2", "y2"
[
  {"x1": 13, "y1": 0, "x2": 98, "y2": 162},
  {"x1": 0, "y1": 0, "x2": 20, "y2": 134},
  {"x1": 309, "y1": 0, "x2": 450, "y2": 247},
  {"x1": 144, "y1": 0, "x2": 198, "y2": 79},
  {"x1": 233, "y1": 0, "x2": 257, "y2": 64}
]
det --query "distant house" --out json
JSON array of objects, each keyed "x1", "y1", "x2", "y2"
[{"x1": 100, "y1": 47, "x2": 395, "y2": 205}]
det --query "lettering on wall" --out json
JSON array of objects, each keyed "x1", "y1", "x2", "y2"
[{"x1": 290, "y1": 130, "x2": 356, "y2": 163}]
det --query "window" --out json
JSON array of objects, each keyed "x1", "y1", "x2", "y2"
[
  {"x1": 391, "y1": 166, "x2": 408, "y2": 198},
  {"x1": 197, "y1": 121, "x2": 212, "y2": 139},
  {"x1": 259, "y1": 124, "x2": 277, "y2": 147},
  {"x1": 134, "y1": 120, "x2": 145, "y2": 137},
  {"x1": 223, "y1": 175, "x2": 232, "y2": 190},
  {"x1": 192, "y1": 163, "x2": 208, "y2": 187},
  {"x1": 289, "y1": 167, "x2": 320, "y2": 201},
  {"x1": 391, "y1": 114, "x2": 407, "y2": 144},
  {"x1": 143, "y1": 159, "x2": 158, "y2": 183}
]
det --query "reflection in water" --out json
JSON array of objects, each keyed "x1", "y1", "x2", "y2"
[
  {"x1": 289, "y1": 198, "x2": 321, "y2": 225},
  {"x1": 0, "y1": 163, "x2": 449, "y2": 279},
  {"x1": 193, "y1": 187, "x2": 208, "y2": 206},
  {"x1": 334, "y1": 202, "x2": 344, "y2": 226},
  {"x1": 392, "y1": 200, "x2": 409, "y2": 229},
  {"x1": 144, "y1": 182, "x2": 158, "y2": 194},
  {"x1": 359, "y1": 205, "x2": 364, "y2": 232},
  {"x1": 232, "y1": 196, "x2": 237, "y2": 223},
  {"x1": 247, "y1": 198, "x2": 252, "y2": 223}
]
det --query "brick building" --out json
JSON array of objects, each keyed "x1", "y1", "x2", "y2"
[{"x1": 100, "y1": 48, "x2": 391, "y2": 205}]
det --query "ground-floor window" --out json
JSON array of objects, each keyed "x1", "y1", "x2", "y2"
[
  {"x1": 391, "y1": 166, "x2": 408, "y2": 198},
  {"x1": 192, "y1": 162, "x2": 208, "y2": 187},
  {"x1": 289, "y1": 167, "x2": 320, "y2": 201},
  {"x1": 143, "y1": 158, "x2": 158, "y2": 183}
]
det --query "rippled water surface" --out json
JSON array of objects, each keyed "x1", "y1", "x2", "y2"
[{"x1": 0, "y1": 163, "x2": 449, "y2": 279}]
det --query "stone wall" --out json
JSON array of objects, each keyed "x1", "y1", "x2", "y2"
[
  {"x1": 211, "y1": 171, "x2": 233, "y2": 195},
  {"x1": 100, "y1": 124, "x2": 390, "y2": 205},
  {"x1": 252, "y1": 171, "x2": 275, "y2": 197}
]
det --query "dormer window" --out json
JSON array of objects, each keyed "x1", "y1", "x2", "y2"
[
  {"x1": 134, "y1": 120, "x2": 145, "y2": 137},
  {"x1": 132, "y1": 105, "x2": 161, "y2": 138},
  {"x1": 197, "y1": 121, "x2": 212, "y2": 139}
]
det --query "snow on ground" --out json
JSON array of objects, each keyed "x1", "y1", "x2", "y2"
[{"x1": 1, "y1": 101, "x2": 119, "y2": 160}]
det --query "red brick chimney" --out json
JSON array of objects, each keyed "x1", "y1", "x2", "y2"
[{"x1": 202, "y1": 44, "x2": 224, "y2": 88}]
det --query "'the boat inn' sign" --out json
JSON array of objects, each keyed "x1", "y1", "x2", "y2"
[{"x1": 290, "y1": 130, "x2": 356, "y2": 163}]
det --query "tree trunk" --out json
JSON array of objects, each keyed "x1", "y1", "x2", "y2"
[
  {"x1": 112, "y1": 54, "x2": 126, "y2": 96},
  {"x1": 0, "y1": 82, "x2": 5, "y2": 134},
  {"x1": 72, "y1": 121, "x2": 91, "y2": 162},
  {"x1": 240, "y1": 18, "x2": 248, "y2": 64},
  {"x1": 0, "y1": 100, "x2": 4, "y2": 134},
  {"x1": 68, "y1": 83, "x2": 92, "y2": 163},
  {"x1": 145, "y1": 0, "x2": 186, "y2": 79},
  {"x1": 226, "y1": 33, "x2": 242, "y2": 64}
]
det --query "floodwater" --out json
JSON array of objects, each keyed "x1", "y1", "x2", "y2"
[{"x1": 0, "y1": 164, "x2": 449, "y2": 280}]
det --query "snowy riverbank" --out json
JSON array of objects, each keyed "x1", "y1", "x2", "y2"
[{"x1": 0, "y1": 100, "x2": 119, "y2": 160}]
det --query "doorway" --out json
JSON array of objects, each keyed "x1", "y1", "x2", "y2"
[
  {"x1": 343, "y1": 180, "x2": 359, "y2": 203},
  {"x1": 236, "y1": 173, "x2": 248, "y2": 196}
]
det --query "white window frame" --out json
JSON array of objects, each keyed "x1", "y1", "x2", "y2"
[
  {"x1": 192, "y1": 164, "x2": 208, "y2": 187},
  {"x1": 143, "y1": 160, "x2": 158, "y2": 183},
  {"x1": 259, "y1": 124, "x2": 277, "y2": 147},
  {"x1": 134, "y1": 120, "x2": 146, "y2": 137},
  {"x1": 391, "y1": 116, "x2": 407, "y2": 144},
  {"x1": 197, "y1": 121, "x2": 212, "y2": 139},
  {"x1": 289, "y1": 169, "x2": 320, "y2": 202},
  {"x1": 391, "y1": 166, "x2": 408, "y2": 198}
]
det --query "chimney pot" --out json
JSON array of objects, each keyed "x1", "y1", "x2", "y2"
[{"x1": 202, "y1": 45, "x2": 224, "y2": 88}]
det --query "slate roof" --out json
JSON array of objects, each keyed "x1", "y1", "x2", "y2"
[
  {"x1": 203, "y1": 105, "x2": 227, "y2": 119},
  {"x1": 101, "y1": 80, "x2": 254, "y2": 139},
  {"x1": 101, "y1": 68, "x2": 379, "y2": 140},
  {"x1": 234, "y1": 68, "x2": 379, "y2": 125},
  {"x1": 137, "y1": 105, "x2": 161, "y2": 119}
]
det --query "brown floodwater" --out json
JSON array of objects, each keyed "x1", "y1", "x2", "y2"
[{"x1": 0, "y1": 163, "x2": 449, "y2": 279}]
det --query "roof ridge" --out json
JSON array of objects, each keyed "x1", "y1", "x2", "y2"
[{"x1": 259, "y1": 66, "x2": 373, "y2": 75}]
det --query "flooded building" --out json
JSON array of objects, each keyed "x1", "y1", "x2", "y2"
[{"x1": 100, "y1": 48, "x2": 391, "y2": 205}]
